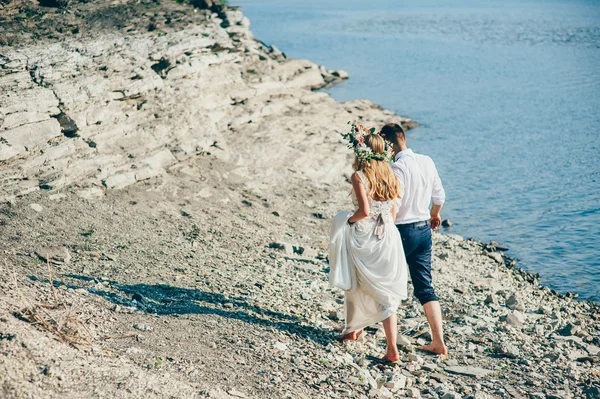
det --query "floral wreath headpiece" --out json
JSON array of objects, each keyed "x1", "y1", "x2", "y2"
[{"x1": 341, "y1": 121, "x2": 393, "y2": 162}]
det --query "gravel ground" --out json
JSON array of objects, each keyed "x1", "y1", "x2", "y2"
[{"x1": 1, "y1": 1, "x2": 599, "y2": 398}]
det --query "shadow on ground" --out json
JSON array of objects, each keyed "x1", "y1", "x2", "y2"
[{"x1": 28, "y1": 274, "x2": 337, "y2": 346}]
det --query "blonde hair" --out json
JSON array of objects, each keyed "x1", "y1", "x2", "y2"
[{"x1": 353, "y1": 134, "x2": 401, "y2": 201}]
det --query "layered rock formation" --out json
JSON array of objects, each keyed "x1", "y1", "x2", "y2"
[{"x1": 0, "y1": 0, "x2": 412, "y2": 202}]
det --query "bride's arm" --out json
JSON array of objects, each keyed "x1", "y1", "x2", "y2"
[
  {"x1": 391, "y1": 201, "x2": 397, "y2": 221},
  {"x1": 348, "y1": 173, "x2": 370, "y2": 223}
]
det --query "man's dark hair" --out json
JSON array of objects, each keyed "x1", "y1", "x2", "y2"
[{"x1": 380, "y1": 123, "x2": 405, "y2": 147}]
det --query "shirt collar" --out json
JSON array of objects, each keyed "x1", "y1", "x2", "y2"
[{"x1": 394, "y1": 148, "x2": 414, "y2": 162}]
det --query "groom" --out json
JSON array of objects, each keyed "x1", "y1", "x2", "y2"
[{"x1": 380, "y1": 123, "x2": 448, "y2": 356}]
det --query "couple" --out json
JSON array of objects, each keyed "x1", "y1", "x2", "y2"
[{"x1": 329, "y1": 122, "x2": 447, "y2": 362}]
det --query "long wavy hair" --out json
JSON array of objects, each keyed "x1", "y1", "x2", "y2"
[{"x1": 353, "y1": 134, "x2": 401, "y2": 201}]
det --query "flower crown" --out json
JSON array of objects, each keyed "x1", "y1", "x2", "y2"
[{"x1": 341, "y1": 121, "x2": 393, "y2": 162}]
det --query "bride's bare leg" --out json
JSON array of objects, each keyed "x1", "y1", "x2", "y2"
[{"x1": 382, "y1": 314, "x2": 399, "y2": 362}]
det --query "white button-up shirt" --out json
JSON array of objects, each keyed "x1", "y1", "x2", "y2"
[{"x1": 391, "y1": 149, "x2": 445, "y2": 225}]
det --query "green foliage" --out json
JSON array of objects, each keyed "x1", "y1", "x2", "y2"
[{"x1": 82, "y1": 228, "x2": 94, "y2": 237}]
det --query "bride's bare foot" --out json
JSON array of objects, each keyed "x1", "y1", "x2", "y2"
[
  {"x1": 340, "y1": 329, "x2": 363, "y2": 342},
  {"x1": 418, "y1": 342, "x2": 448, "y2": 357},
  {"x1": 382, "y1": 347, "x2": 400, "y2": 363}
]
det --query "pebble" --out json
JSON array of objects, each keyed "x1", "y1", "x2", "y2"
[
  {"x1": 441, "y1": 393, "x2": 462, "y2": 399},
  {"x1": 29, "y1": 203, "x2": 43, "y2": 212},
  {"x1": 445, "y1": 366, "x2": 492, "y2": 378},
  {"x1": 397, "y1": 334, "x2": 412, "y2": 347},
  {"x1": 227, "y1": 389, "x2": 247, "y2": 398},
  {"x1": 441, "y1": 219, "x2": 454, "y2": 228},
  {"x1": 384, "y1": 373, "x2": 406, "y2": 391},
  {"x1": 132, "y1": 323, "x2": 152, "y2": 331},
  {"x1": 505, "y1": 310, "x2": 526, "y2": 327},
  {"x1": 493, "y1": 341, "x2": 520, "y2": 358},
  {"x1": 484, "y1": 293, "x2": 498, "y2": 305},
  {"x1": 430, "y1": 373, "x2": 447, "y2": 383},
  {"x1": 488, "y1": 252, "x2": 504, "y2": 263}
]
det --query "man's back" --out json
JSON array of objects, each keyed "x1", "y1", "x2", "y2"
[{"x1": 391, "y1": 149, "x2": 445, "y2": 224}]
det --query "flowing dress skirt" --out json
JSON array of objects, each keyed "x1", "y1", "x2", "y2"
[{"x1": 329, "y1": 212, "x2": 408, "y2": 336}]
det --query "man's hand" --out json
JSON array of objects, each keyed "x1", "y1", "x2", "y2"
[
  {"x1": 429, "y1": 214, "x2": 441, "y2": 230},
  {"x1": 430, "y1": 203, "x2": 443, "y2": 230}
]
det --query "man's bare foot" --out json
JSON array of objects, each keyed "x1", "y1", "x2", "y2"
[
  {"x1": 418, "y1": 342, "x2": 448, "y2": 357},
  {"x1": 340, "y1": 329, "x2": 363, "y2": 342},
  {"x1": 382, "y1": 347, "x2": 400, "y2": 363}
]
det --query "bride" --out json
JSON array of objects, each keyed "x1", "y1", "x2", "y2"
[{"x1": 329, "y1": 123, "x2": 408, "y2": 362}]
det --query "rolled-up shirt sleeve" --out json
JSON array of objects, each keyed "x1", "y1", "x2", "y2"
[
  {"x1": 391, "y1": 163, "x2": 404, "y2": 209},
  {"x1": 431, "y1": 161, "x2": 446, "y2": 205}
]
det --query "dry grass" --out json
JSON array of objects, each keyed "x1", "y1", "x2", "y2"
[{"x1": 11, "y1": 260, "x2": 93, "y2": 347}]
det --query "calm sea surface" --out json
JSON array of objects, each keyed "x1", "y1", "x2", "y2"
[{"x1": 234, "y1": 0, "x2": 600, "y2": 301}]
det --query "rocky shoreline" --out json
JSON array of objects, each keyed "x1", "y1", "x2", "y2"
[{"x1": 1, "y1": 1, "x2": 599, "y2": 398}]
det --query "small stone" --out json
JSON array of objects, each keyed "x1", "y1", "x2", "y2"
[
  {"x1": 586, "y1": 344, "x2": 600, "y2": 356},
  {"x1": 269, "y1": 242, "x2": 294, "y2": 255},
  {"x1": 408, "y1": 353, "x2": 423, "y2": 363},
  {"x1": 227, "y1": 389, "x2": 247, "y2": 398},
  {"x1": 484, "y1": 293, "x2": 499, "y2": 305},
  {"x1": 506, "y1": 293, "x2": 519, "y2": 308},
  {"x1": 384, "y1": 373, "x2": 406, "y2": 391},
  {"x1": 535, "y1": 324, "x2": 545, "y2": 337},
  {"x1": 506, "y1": 293, "x2": 526, "y2": 312},
  {"x1": 132, "y1": 323, "x2": 152, "y2": 331},
  {"x1": 557, "y1": 323, "x2": 579, "y2": 337},
  {"x1": 296, "y1": 246, "x2": 317, "y2": 257},
  {"x1": 519, "y1": 358, "x2": 532, "y2": 366},
  {"x1": 273, "y1": 342, "x2": 287, "y2": 351},
  {"x1": 454, "y1": 285, "x2": 467, "y2": 294},
  {"x1": 397, "y1": 334, "x2": 412, "y2": 347},
  {"x1": 505, "y1": 310, "x2": 526, "y2": 327},
  {"x1": 430, "y1": 373, "x2": 447, "y2": 383},
  {"x1": 445, "y1": 366, "x2": 492, "y2": 378},
  {"x1": 441, "y1": 393, "x2": 462, "y2": 399},
  {"x1": 493, "y1": 341, "x2": 520, "y2": 358},
  {"x1": 35, "y1": 246, "x2": 71, "y2": 265},
  {"x1": 406, "y1": 387, "x2": 421, "y2": 398},
  {"x1": 488, "y1": 252, "x2": 503, "y2": 264},
  {"x1": 331, "y1": 69, "x2": 349, "y2": 79},
  {"x1": 441, "y1": 219, "x2": 454, "y2": 228},
  {"x1": 49, "y1": 193, "x2": 67, "y2": 201},
  {"x1": 30, "y1": 204, "x2": 43, "y2": 213},
  {"x1": 422, "y1": 363, "x2": 437, "y2": 372}
]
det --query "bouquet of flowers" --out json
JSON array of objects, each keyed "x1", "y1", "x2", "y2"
[{"x1": 341, "y1": 121, "x2": 393, "y2": 162}]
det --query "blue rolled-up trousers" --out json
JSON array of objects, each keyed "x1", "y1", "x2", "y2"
[{"x1": 396, "y1": 222, "x2": 439, "y2": 305}]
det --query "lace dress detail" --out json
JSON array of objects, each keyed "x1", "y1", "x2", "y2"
[{"x1": 352, "y1": 171, "x2": 395, "y2": 237}]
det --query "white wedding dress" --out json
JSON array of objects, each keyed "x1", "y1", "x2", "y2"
[{"x1": 329, "y1": 172, "x2": 408, "y2": 336}]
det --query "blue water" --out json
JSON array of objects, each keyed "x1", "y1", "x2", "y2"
[{"x1": 234, "y1": 0, "x2": 600, "y2": 301}]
